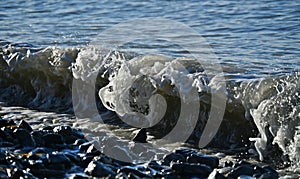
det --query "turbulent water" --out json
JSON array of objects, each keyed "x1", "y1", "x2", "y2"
[{"x1": 0, "y1": 0, "x2": 299, "y2": 176}]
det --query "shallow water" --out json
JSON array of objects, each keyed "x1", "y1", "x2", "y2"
[
  {"x1": 1, "y1": 0, "x2": 299, "y2": 75},
  {"x1": 0, "y1": 0, "x2": 299, "y2": 177}
]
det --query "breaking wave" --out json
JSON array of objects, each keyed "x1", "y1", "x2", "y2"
[{"x1": 0, "y1": 41, "x2": 299, "y2": 168}]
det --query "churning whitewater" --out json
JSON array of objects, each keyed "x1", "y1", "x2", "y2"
[{"x1": 0, "y1": 42, "x2": 299, "y2": 170}]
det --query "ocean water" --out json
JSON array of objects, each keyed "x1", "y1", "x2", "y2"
[{"x1": 0, "y1": 0, "x2": 300, "y2": 175}]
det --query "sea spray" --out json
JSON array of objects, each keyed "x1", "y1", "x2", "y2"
[{"x1": 245, "y1": 74, "x2": 300, "y2": 166}]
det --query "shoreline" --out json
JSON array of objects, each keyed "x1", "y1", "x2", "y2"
[{"x1": 1, "y1": 104, "x2": 298, "y2": 178}]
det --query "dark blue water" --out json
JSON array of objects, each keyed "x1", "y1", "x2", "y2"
[{"x1": 1, "y1": 0, "x2": 299, "y2": 78}]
